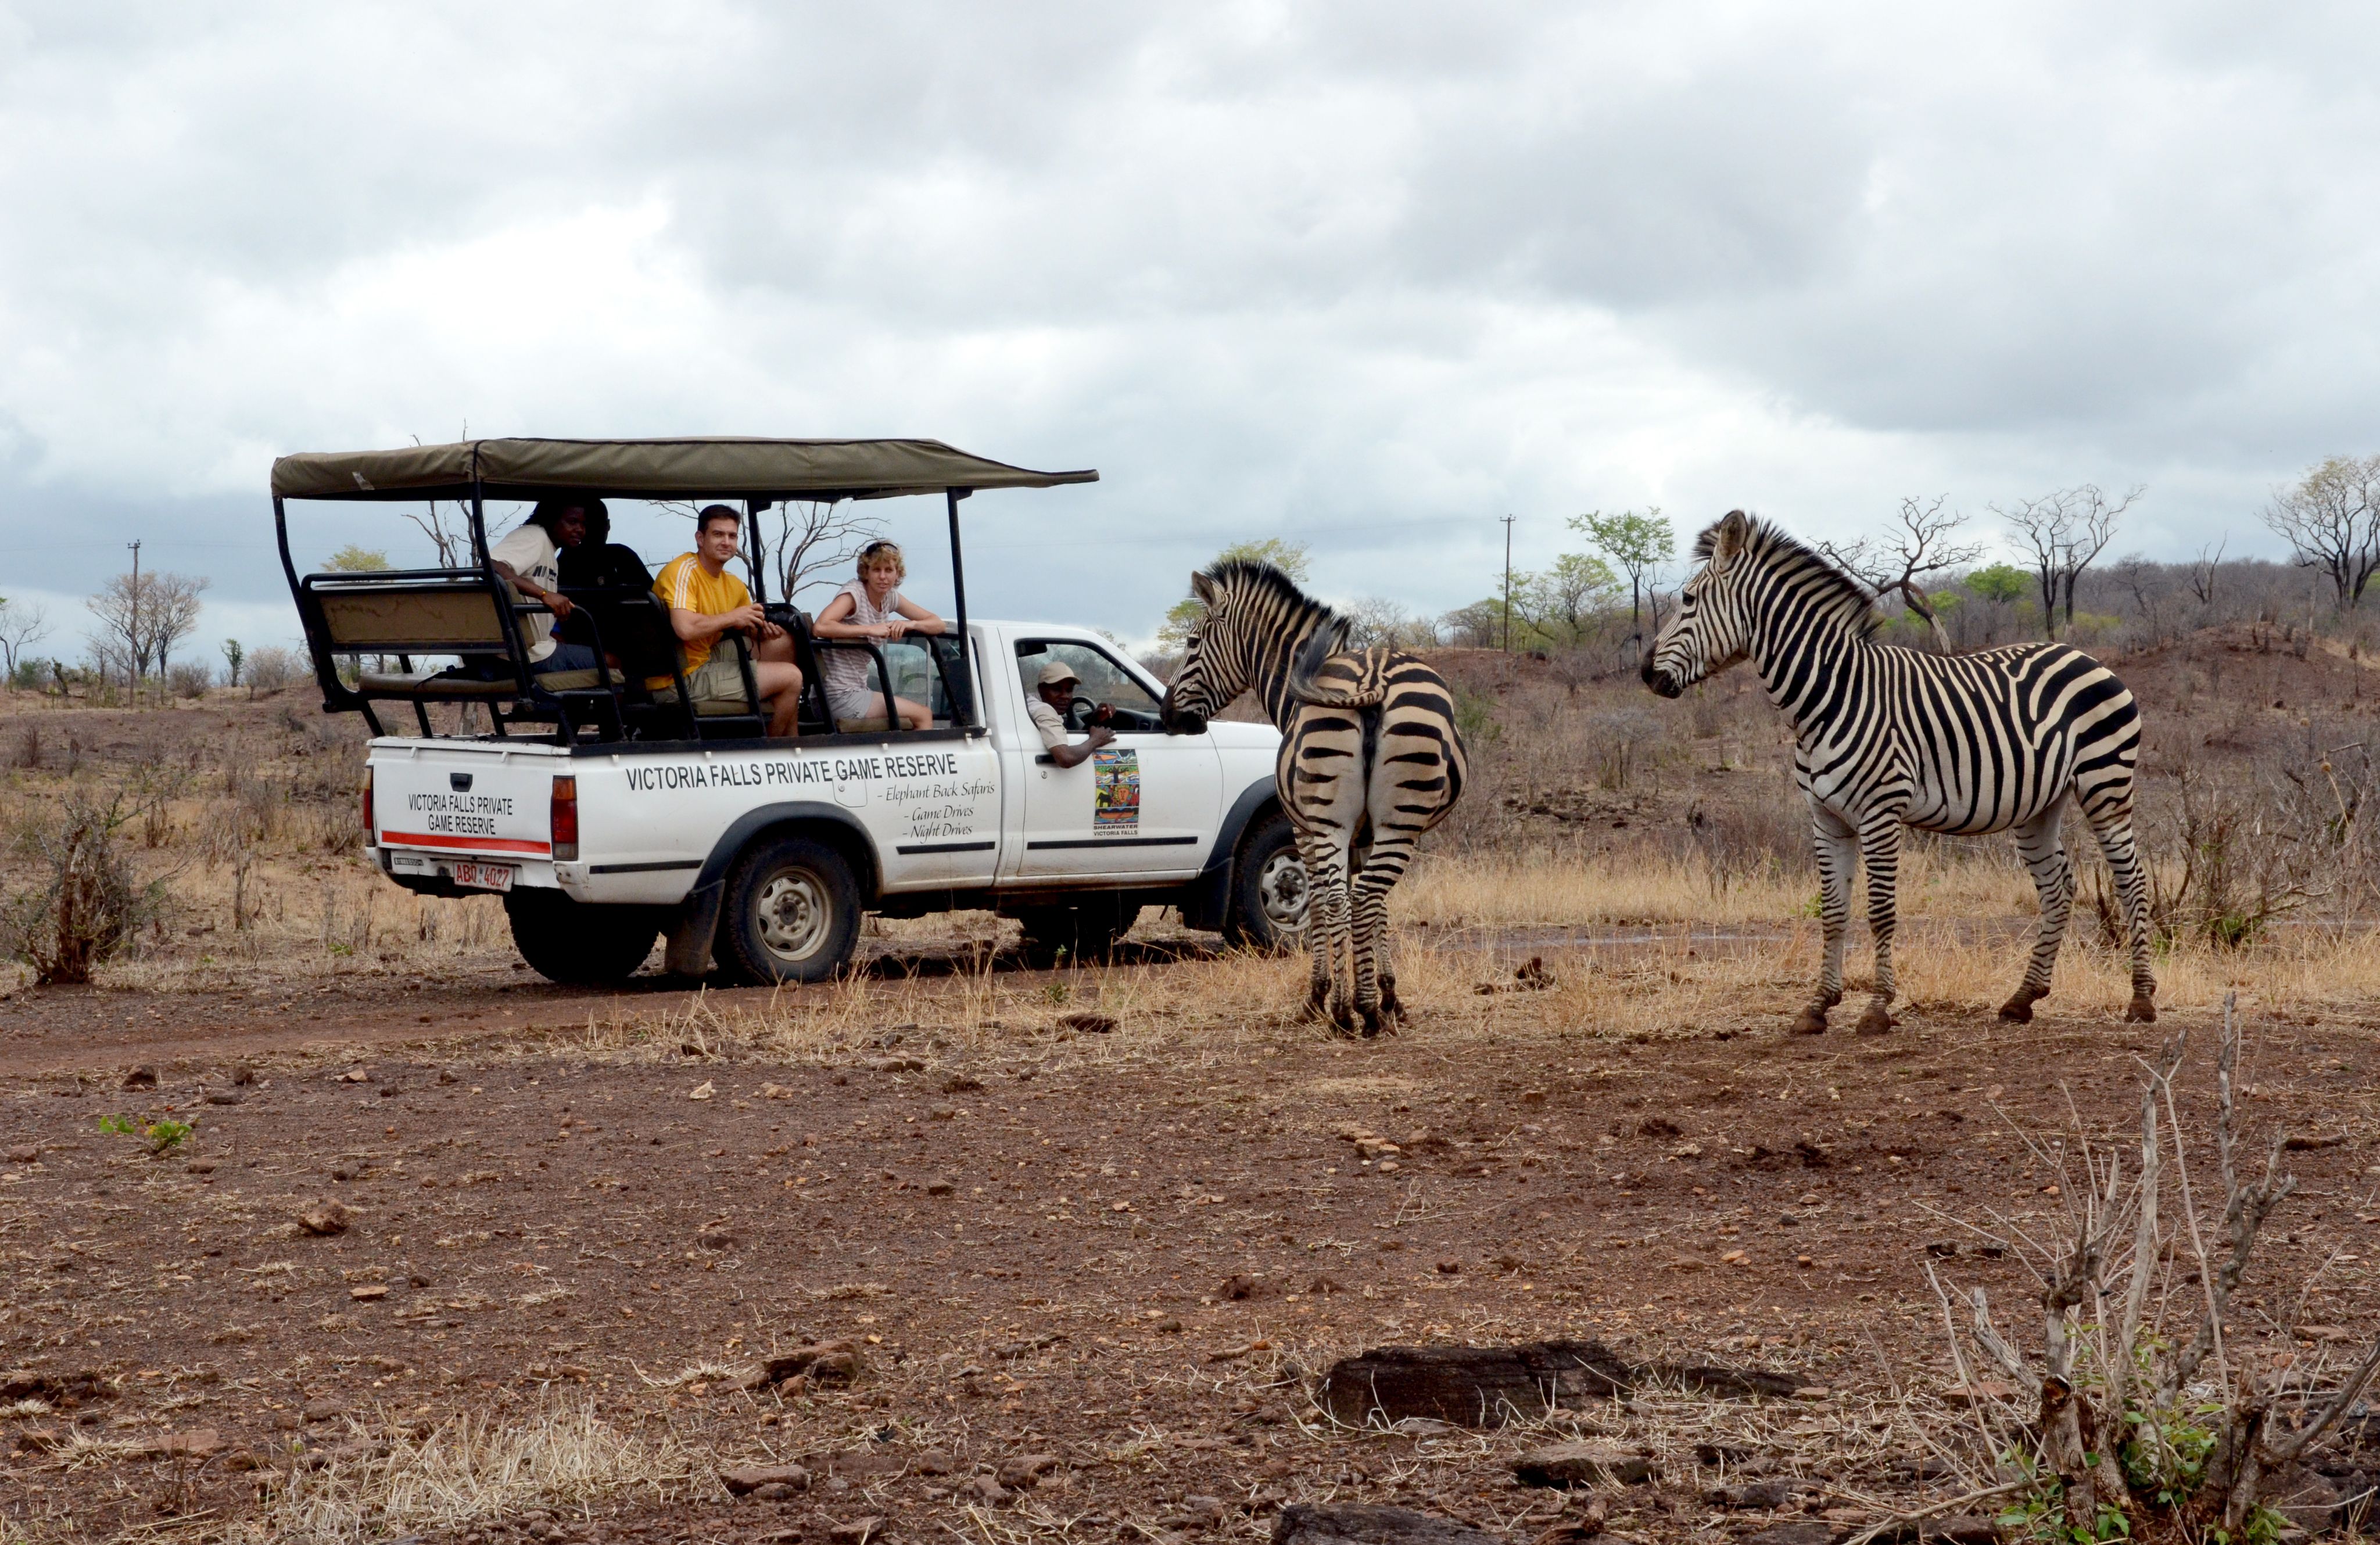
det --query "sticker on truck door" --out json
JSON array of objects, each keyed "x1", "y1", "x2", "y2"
[{"x1": 1092, "y1": 748, "x2": 1140, "y2": 834}]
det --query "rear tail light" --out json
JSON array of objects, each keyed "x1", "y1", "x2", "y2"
[
  {"x1": 361, "y1": 767, "x2": 375, "y2": 845},
  {"x1": 550, "y1": 775, "x2": 578, "y2": 862}
]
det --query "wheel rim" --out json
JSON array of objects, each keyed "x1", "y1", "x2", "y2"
[
  {"x1": 1256, "y1": 847, "x2": 1309, "y2": 936},
  {"x1": 753, "y1": 868, "x2": 832, "y2": 964}
]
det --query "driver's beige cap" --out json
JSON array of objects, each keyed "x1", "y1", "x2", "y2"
[{"x1": 1035, "y1": 661, "x2": 1080, "y2": 688}]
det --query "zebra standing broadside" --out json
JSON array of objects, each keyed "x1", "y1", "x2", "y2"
[
  {"x1": 1159, "y1": 562, "x2": 1467, "y2": 1035},
  {"x1": 1642, "y1": 511, "x2": 2157, "y2": 1034}
]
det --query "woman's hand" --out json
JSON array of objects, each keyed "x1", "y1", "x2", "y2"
[{"x1": 881, "y1": 615, "x2": 911, "y2": 639}]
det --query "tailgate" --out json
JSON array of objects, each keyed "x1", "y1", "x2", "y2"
[{"x1": 372, "y1": 742, "x2": 564, "y2": 861}]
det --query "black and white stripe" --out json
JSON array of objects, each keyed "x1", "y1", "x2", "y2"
[
  {"x1": 1644, "y1": 511, "x2": 2157, "y2": 1033},
  {"x1": 1161, "y1": 561, "x2": 1467, "y2": 1035}
]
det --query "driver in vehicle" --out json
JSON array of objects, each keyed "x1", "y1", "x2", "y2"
[
  {"x1": 651, "y1": 506, "x2": 805, "y2": 739},
  {"x1": 1028, "y1": 659, "x2": 1116, "y2": 769}
]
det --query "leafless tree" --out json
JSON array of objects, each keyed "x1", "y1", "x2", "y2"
[
  {"x1": 1994, "y1": 483, "x2": 2142, "y2": 639},
  {"x1": 2259, "y1": 453, "x2": 2380, "y2": 610},
  {"x1": 0, "y1": 596, "x2": 52, "y2": 684},
  {"x1": 2188, "y1": 534, "x2": 2228, "y2": 608},
  {"x1": 402, "y1": 501, "x2": 474, "y2": 567},
  {"x1": 1820, "y1": 495, "x2": 1985, "y2": 651},
  {"x1": 87, "y1": 571, "x2": 209, "y2": 697}
]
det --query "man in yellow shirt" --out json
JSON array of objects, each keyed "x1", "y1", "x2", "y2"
[{"x1": 651, "y1": 506, "x2": 804, "y2": 738}]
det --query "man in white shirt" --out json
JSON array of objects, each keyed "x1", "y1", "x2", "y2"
[
  {"x1": 1028, "y1": 660, "x2": 1115, "y2": 768},
  {"x1": 489, "y1": 499, "x2": 600, "y2": 675}
]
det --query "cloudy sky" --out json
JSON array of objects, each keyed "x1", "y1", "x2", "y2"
[{"x1": 2, "y1": 1, "x2": 2375, "y2": 661}]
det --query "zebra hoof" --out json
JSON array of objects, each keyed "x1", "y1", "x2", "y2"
[
  {"x1": 1998, "y1": 989, "x2": 2044, "y2": 1023},
  {"x1": 1790, "y1": 1006, "x2": 1829, "y2": 1035},
  {"x1": 1855, "y1": 1003, "x2": 1897, "y2": 1035},
  {"x1": 2126, "y1": 995, "x2": 2157, "y2": 1024}
]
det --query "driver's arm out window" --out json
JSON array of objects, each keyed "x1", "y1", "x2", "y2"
[{"x1": 1013, "y1": 641, "x2": 1162, "y2": 716}]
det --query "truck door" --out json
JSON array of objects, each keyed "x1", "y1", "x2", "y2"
[{"x1": 1011, "y1": 639, "x2": 1222, "y2": 880}]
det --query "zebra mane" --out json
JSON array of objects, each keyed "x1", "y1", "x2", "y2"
[
  {"x1": 1200, "y1": 560, "x2": 1354, "y2": 649},
  {"x1": 1694, "y1": 513, "x2": 1882, "y2": 643}
]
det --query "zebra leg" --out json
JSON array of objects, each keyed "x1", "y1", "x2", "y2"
[
  {"x1": 1303, "y1": 835, "x2": 1360, "y2": 1032},
  {"x1": 1350, "y1": 836, "x2": 1419, "y2": 1034},
  {"x1": 1795, "y1": 805, "x2": 1857, "y2": 1034},
  {"x1": 1999, "y1": 806, "x2": 2074, "y2": 1023},
  {"x1": 2083, "y1": 806, "x2": 2159, "y2": 1023},
  {"x1": 1855, "y1": 818, "x2": 1902, "y2": 1034}
]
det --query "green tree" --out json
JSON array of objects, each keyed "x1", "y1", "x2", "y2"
[
  {"x1": 1569, "y1": 509, "x2": 1673, "y2": 637},
  {"x1": 1158, "y1": 538, "x2": 1313, "y2": 645},
  {"x1": 220, "y1": 638, "x2": 245, "y2": 687},
  {"x1": 324, "y1": 544, "x2": 393, "y2": 572},
  {"x1": 1522, "y1": 552, "x2": 1621, "y2": 645},
  {"x1": 1964, "y1": 563, "x2": 2030, "y2": 605}
]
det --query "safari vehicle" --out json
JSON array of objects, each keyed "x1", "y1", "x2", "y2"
[{"x1": 272, "y1": 436, "x2": 1309, "y2": 983}]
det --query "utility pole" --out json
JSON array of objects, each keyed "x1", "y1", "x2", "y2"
[
  {"x1": 1500, "y1": 514, "x2": 1515, "y2": 653},
  {"x1": 126, "y1": 539, "x2": 141, "y2": 704}
]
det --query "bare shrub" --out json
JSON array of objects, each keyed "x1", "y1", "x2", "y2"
[
  {"x1": 1931, "y1": 996, "x2": 2379, "y2": 1539},
  {"x1": 0, "y1": 791, "x2": 172, "y2": 984},
  {"x1": 245, "y1": 644, "x2": 302, "y2": 696},
  {"x1": 166, "y1": 659, "x2": 211, "y2": 698},
  {"x1": 11, "y1": 723, "x2": 38, "y2": 770}
]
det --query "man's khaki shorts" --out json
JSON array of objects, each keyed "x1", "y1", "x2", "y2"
[{"x1": 683, "y1": 657, "x2": 754, "y2": 708}]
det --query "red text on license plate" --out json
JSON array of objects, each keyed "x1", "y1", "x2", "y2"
[{"x1": 450, "y1": 862, "x2": 515, "y2": 892}]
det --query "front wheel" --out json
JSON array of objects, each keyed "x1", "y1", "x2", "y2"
[
  {"x1": 506, "y1": 890, "x2": 665, "y2": 985},
  {"x1": 720, "y1": 836, "x2": 862, "y2": 984},
  {"x1": 1224, "y1": 810, "x2": 1309, "y2": 953}
]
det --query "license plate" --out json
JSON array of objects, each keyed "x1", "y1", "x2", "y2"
[{"x1": 449, "y1": 861, "x2": 515, "y2": 892}]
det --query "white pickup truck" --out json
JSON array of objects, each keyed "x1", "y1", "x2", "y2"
[
  {"x1": 274, "y1": 436, "x2": 1309, "y2": 984},
  {"x1": 363, "y1": 618, "x2": 1304, "y2": 982}
]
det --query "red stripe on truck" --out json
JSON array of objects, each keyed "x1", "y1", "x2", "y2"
[{"x1": 380, "y1": 831, "x2": 553, "y2": 856}]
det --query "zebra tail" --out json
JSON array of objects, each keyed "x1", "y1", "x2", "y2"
[{"x1": 1286, "y1": 630, "x2": 1386, "y2": 708}]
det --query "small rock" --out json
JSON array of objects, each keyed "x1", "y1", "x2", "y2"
[
  {"x1": 1511, "y1": 1443, "x2": 1657, "y2": 1489},
  {"x1": 1920, "y1": 1519, "x2": 1998, "y2": 1545},
  {"x1": 1273, "y1": 1503, "x2": 1502, "y2": 1545},
  {"x1": 349, "y1": 1285, "x2": 389, "y2": 1302},
  {"x1": 754, "y1": 1482, "x2": 795, "y2": 1501},
  {"x1": 827, "y1": 1517, "x2": 884, "y2": 1545},
  {"x1": 1058, "y1": 1012, "x2": 1117, "y2": 1034},
  {"x1": 1944, "y1": 1381, "x2": 2019, "y2": 1408},
  {"x1": 697, "y1": 1229, "x2": 736, "y2": 1252},
  {"x1": 1435, "y1": 1260, "x2": 1461, "y2": 1275},
  {"x1": 336, "y1": 1069, "x2": 371, "y2": 1084},
  {"x1": 913, "y1": 1450, "x2": 956, "y2": 1475},
  {"x1": 689, "y1": 1081, "x2": 715, "y2": 1102},
  {"x1": 1220, "y1": 1274, "x2": 1257, "y2": 1300},
  {"x1": 184, "y1": 1159, "x2": 217, "y2": 1175},
  {"x1": 297, "y1": 1199, "x2": 354, "y2": 1236},
  {"x1": 997, "y1": 1453, "x2": 1060, "y2": 1490},
  {"x1": 6, "y1": 1145, "x2": 37, "y2": 1164},
  {"x1": 332, "y1": 1163, "x2": 360, "y2": 1182},
  {"x1": 231, "y1": 1065, "x2": 257, "y2": 1086},
  {"x1": 966, "y1": 1475, "x2": 1010, "y2": 1505},
  {"x1": 1740, "y1": 1525, "x2": 1840, "y2": 1545},
  {"x1": 205, "y1": 1091, "x2": 245, "y2": 1107},
  {"x1": 1708, "y1": 1479, "x2": 1795, "y2": 1509},
  {"x1": 302, "y1": 1401, "x2": 343, "y2": 1422},
  {"x1": 150, "y1": 1428, "x2": 224, "y2": 1459},
  {"x1": 721, "y1": 1463, "x2": 813, "y2": 1496},
  {"x1": 925, "y1": 1180, "x2": 955, "y2": 1196},
  {"x1": 929, "y1": 1106, "x2": 957, "y2": 1121},
  {"x1": 942, "y1": 1074, "x2": 984, "y2": 1094},
  {"x1": 436, "y1": 1069, "x2": 459, "y2": 1085},
  {"x1": 122, "y1": 1065, "x2": 159, "y2": 1089}
]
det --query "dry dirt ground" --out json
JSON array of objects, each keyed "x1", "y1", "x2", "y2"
[{"x1": 4, "y1": 955, "x2": 2378, "y2": 1544}]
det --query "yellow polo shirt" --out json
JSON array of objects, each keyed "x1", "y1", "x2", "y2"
[{"x1": 651, "y1": 553, "x2": 752, "y2": 686}]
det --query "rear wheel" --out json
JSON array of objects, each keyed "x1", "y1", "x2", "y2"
[
  {"x1": 506, "y1": 890, "x2": 664, "y2": 985},
  {"x1": 1014, "y1": 899, "x2": 1141, "y2": 967},
  {"x1": 1224, "y1": 809, "x2": 1308, "y2": 953},
  {"x1": 721, "y1": 836, "x2": 862, "y2": 984}
]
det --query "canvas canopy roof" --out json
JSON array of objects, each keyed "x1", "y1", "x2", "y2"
[{"x1": 271, "y1": 437, "x2": 1098, "y2": 503}]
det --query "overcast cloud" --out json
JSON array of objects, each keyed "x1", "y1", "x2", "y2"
[{"x1": 3, "y1": 1, "x2": 2375, "y2": 657}]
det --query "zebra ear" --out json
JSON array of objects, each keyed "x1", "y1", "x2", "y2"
[
  {"x1": 1711, "y1": 510, "x2": 1751, "y2": 571},
  {"x1": 1190, "y1": 572, "x2": 1220, "y2": 606}
]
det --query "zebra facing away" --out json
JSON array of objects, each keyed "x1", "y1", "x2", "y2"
[
  {"x1": 1643, "y1": 511, "x2": 2157, "y2": 1034},
  {"x1": 1160, "y1": 561, "x2": 1467, "y2": 1035}
]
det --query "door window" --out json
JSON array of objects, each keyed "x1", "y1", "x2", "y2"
[{"x1": 1013, "y1": 640, "x2": 1164, "y2": 733}]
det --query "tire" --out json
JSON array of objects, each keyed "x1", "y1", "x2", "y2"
[
  {"x1": 506, "y1": 890, "x2": 664, "y2": 985},
  {"x1": 1015, "y1": 898, "x2": 1141, "y2": 967},
  {"x1": 719, "y1": 835, "x2": 862, "y2": 984},
  {"x1": 1223, "y1": 809, "x2": 1309, "y2": 953}
]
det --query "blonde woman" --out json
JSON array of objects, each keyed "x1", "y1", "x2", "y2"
[{"x1": 812, "y1": 540, "x2": 945, "y2": 730}]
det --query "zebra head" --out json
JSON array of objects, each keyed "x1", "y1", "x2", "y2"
[
  {"x1": 1159, "y1": 568, "x2": 1246, "y2": 735},
  {"x1": 1642, "y1": 509, "x2": 1758, "y2": 699}
]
